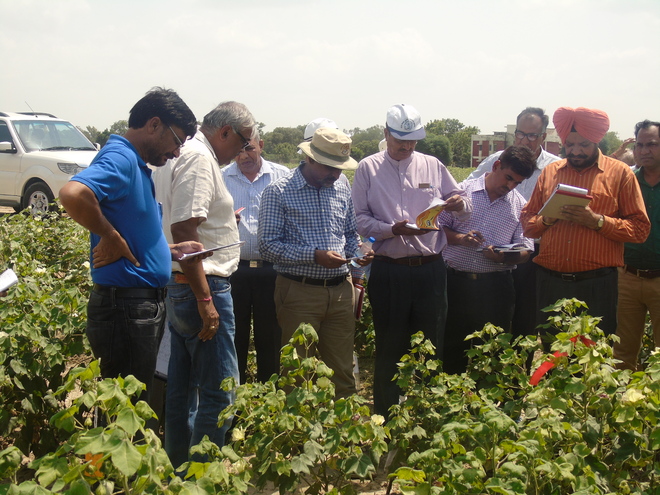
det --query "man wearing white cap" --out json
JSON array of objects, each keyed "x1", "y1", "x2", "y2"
[
  {"x1": 352, "y1": 104, "x2": 470, "y2": 417},
  {"x1": 303, "y1": 118, "x2": 339, "y2": 141},
  {"x1": 258, "y1": 128, "x2": 366, "y2": 398}
]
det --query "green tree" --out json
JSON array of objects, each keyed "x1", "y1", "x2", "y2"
[
  {"x1": 424, "y1": 118, "x2": 479, "y2": 167},
  {"x1": 108, "y1": 120, "x2": 128, "y2": 136},
  {"x1": 416, "y1": 134, "x2": 452, "y2": 164},
  {"x1": 348, "y1": 125, "x2": 384, "y2": 144},
  {"x1": 598, "y1": 131, "x2": 622, "y2": 155}
]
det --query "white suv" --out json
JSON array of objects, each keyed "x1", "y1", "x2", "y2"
[{"x1": 0, "y1": 112, "x2": 98, "y2": 214}]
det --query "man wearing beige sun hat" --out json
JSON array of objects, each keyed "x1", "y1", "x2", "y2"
[{"x1": 258, "y1": 128, "x2": 370, "y2": 398}]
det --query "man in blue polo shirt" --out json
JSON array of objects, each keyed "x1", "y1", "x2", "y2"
[{"x1": 59, "y1": 87, "x2": 199, "y2": 402}]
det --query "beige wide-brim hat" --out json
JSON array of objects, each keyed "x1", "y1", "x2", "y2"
[{"x1": 298, "y1": 128, "x2": 358, "y2": 170}]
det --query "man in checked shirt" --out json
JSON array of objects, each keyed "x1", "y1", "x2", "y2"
[
  {"x1": 258, "y1": 128, "x2": 369, "y2": 398},
  {"x1": 440, "y1": 145, "x2": 536, "y2": 374}
]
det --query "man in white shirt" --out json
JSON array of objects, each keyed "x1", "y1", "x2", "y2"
[
  {"x1": 153, "y1": 101, "x2": 256, "y2": 469},
  {"x1": 468, "y1": 107, "x2": 560, "y2": 201},
  {"x1": 221, "y1": 132, "x2": 291, "y2": 384},
  {"x1": 468, "y1": 108, "x2": 560, "y2": 338}
]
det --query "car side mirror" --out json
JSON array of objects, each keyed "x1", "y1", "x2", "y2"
[{"x1": 0, "y1": 142, "x2": 16, "y2": 153}]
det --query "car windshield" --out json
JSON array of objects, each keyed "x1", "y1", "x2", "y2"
[{"x1": 12, "y1": 120, "x2": 96, "y2": 152}]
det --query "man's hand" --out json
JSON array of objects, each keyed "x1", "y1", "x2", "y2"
[
  {"x1": 481, "y1": 245, "x2": 506, "y2": 264},
  {"x1": 443, "y1": 194, "x2": 465, "y2": 212},
  {"x1": 353, "y1": 250, "x2": 374, "y2": 266},
  {"x1": 170, "y1": 241, "x2": 212, "y2": 263},
  {"x1": 197, "y1": 299, "x2": 220, "y2": 342},
  {"x1": 92, "y1": 230, "x2": 139, "y2": 269},
  {"x1": 560, "y1": 205, "x2": 601, "y2": 229},
  {"x1": 459, "y1": 230, "x2": 484, "y2": 248},
  {"x1": 392, "y1": 220, "x2": 431, "y2": 236},
  {"x1": 314, "y1": 250, "x2": 347, "y2": 269}
]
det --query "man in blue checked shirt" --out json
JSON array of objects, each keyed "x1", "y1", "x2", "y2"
[
  {"x1": 439, "y1": 145, "x2": 536, "y2": 374},
  {"x1": 221, "y1": 131, "x2": 291, "y2": 384},
  {"x1": 258, "y1": 128, "x2": 369, "y2": 398}
]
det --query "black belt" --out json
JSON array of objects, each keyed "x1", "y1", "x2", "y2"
[
  {"x1": 374, "y1": 253, "x2": 443, "y2": 267},
  {"x1": 239, "y1": 260, "x2": 272, "y2": 268},
  {"x1": 539, "y1": 266, "x2": 615, "y2": 282},
  {"x1": 279, "y1": 273, "x2": 347, "y2": 287},
  {"x1": 447, "y1": 267, "x2": 512, "y2": 281},
  {"x1": 624, "y1": 265, "x2": 660, "y2": 279},
  {"x1": 93, "y1": 283, "x2": 166, "y2": 299}
]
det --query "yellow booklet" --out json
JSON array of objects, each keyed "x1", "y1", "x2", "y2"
[{"x1": 406, "y1": 199, "x2": 447, "y2": 230}]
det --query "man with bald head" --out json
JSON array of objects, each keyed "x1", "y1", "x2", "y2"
[{"x1": 521, "y1": 107, "x2": 650, "y2": 336}]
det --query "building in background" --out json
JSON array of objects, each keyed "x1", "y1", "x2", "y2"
[{"x1": 471, "y1": 125, "x2": 561, "y2": 167}]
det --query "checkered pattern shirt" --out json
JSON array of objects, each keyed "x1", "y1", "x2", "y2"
[
  {"x1": 440, "y1": 175, "x2": 533, "y2": 273},
  {"x1": 258, "y1": 165, "x2": 360, "y2": 279}
]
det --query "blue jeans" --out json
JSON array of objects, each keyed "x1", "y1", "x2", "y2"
[
  {"x1": 86, "y1": 287, "x2": 166, "y2": 404},
  {"x1": 164, "y1": 275, "x2": 239, "y2": 469}
]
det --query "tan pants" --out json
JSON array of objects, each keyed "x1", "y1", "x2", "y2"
[
  {"x1": 274, "y1": 275, "x2": 356, "y2": 398},
  {"x1": 614, "y1": 267, "x2": 660, "y2": 370}
]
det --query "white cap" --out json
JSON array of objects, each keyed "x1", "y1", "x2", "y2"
[
  {"x1": 304, "y1": 118, "x2": 339, "y2": 141},
  {"x1": 386, "y1": 104, "x2": 426, "y2": 140}
]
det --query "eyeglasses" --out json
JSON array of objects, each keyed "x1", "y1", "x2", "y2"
[
  {"x1": 233, "y1": 128, "x2": 251, "y2": 150},
  {"x1": 514, "y1": 129, "x2": 543, "y2": 142},
  {"x1": 168, "y1": 125, "x2": 185, "y2": 149}
]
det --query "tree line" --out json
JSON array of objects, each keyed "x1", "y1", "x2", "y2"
[{"x1": 79, "y1": 119, "x2": 625, "y2": 168}]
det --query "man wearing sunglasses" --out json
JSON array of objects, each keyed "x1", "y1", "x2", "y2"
[
  {"x1": 153, "y1": 101, "x2": 256, "y2": 469},
  {"x1": 59, "y1": 87, "x2": 198, "y2": 406}
]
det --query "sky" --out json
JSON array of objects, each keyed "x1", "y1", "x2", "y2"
[{"x1": 2, "y1": 0, "x2": 659, "y2": 139}]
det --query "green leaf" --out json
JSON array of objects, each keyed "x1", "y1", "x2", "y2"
[
  {"x1": 109, "y1": 438, "x2": 142, "y2": 477},
  {"x1": 115, "y1": 406, "x2": 141, "y2": 436},
  {"x1": 394, "y1": 466, "x2": 426, "y2": 483}
]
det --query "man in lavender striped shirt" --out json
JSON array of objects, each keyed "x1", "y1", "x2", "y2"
[
  {"x1": 440, "y1": 146, "x2": 535, "y2": 374},
  {"x1": 352, "y1": 104, "x2": 471, "y2": 417}
]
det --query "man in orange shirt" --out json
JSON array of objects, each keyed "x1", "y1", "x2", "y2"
[{"x1": 521, "y1": 107, "x2": 650, "y2": 336}]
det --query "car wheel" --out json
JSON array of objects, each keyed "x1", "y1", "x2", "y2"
[{"x1": 22, "y1": 182, "x2": 54, "y2": 215}]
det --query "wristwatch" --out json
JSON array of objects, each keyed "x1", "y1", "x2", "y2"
[{"x1": 595, "y1": 215, "x2": 604, "y2": 231}]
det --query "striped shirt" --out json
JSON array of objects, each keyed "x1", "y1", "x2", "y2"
[
  {"x1": 521, "y1": 152, "x2": 650, "y2": 272},
  {"x1": 441, "y1": 175, "x2": 533, "y2": 273},
  {"x1": 221, "y1": 159, "x2": 292, "y2": 260},
  {"x1": 258, "y1": 165, "x2": 359, "y2": 279}
]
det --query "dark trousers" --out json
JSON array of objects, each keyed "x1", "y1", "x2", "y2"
[
  {"x1": 368, "y1": 258, "x2": 447, "y2": 418},
  {"x1": 511, "y1": 244, "x2": 539, "y2": 338},
  {"x1": 444, "y1": 269, "x2": 515, "y2": 374},
  {"x1": 536, "y1": 266, "x2": 618, "y2": 337},
  {"x1": 86, "y1": 288, "x2": 166, "y2": 404},
  {"x1": 230, "y1": 261, "x2": 282, "y2": 383}
]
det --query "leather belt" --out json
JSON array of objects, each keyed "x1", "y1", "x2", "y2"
[
  {"x1": 374, "y1": 253, "x2": 443, "y2": 267},
  {"x1": 279, "y1": 272, "x2": 347, "y2": 287},
  {"x1": 172, "y1": 272, "x2": 229, "y2": 284},
  {"x1": 447, "y1": 267, "x2": 512, "y2": 281},
  {"x1": 539, "y1": 266, "x2": 615, "y2": 282},
  {"x1": 93, "y1": 283, "x2": 166, "y2": 299},
  {"x1": 239, "y1": 259, "x2": 271, "y2": 268},
  {"x1": 624, "y1": 265, "x2": 660, "y2": 279}
]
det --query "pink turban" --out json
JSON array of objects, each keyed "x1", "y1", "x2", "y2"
[{"x1": 553, "y1": 107, "x2": 610, "y2": 144}]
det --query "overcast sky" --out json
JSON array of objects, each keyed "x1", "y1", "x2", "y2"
[{"x1": 2, "y1": 0, "x2": 658, "y2": 139}]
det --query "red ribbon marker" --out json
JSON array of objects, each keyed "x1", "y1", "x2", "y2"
[{"x1": 529, "y1": 335, "x2": 596, "y2": 386}]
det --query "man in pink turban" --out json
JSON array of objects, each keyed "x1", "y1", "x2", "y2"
[{"x1": 520, "y1": 106, "x2": 650, "y2": 341}]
